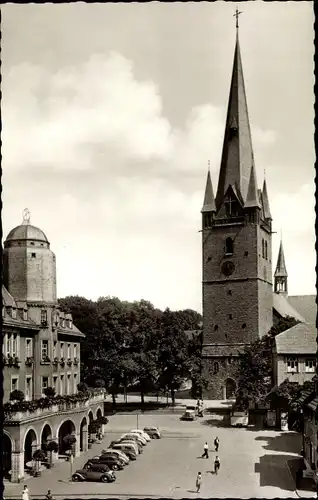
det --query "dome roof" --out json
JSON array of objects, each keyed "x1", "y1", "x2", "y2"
[{"x1": 6, "y1": 224, "x2": 49, "y2": 243}]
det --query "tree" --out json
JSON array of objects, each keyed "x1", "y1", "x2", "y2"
[
  {"x1": 46, "y1": 441, "x2": 58, "y2": 468},
  {"x1": 266, "y1": 379, "x2": 300, "y2": 411},
  {"x1": 235, "y1": 316, "x2": 300, "y2": 410},
  {"x1": 157, "y1": 309, "x2": 191, "y2": 404}
]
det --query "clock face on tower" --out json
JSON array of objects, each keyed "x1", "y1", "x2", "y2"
[{"x1": 221, "y1": 261, "x2": 235, "y2": 276}]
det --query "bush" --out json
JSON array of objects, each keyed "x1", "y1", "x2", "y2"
[
  {"x1": 10, "y1": 389, "x2": 25, "y2": 402},
  {"x1": 43, "y1": 387, "x2": 56, "y2": 398},
  {"x1": 46, "y1": 441, "x2": 58, "y2": 453},
  {"x1": 62, "y1": 434, "x2": 76, "y2": 450},
  {"x1": 97, "y1": 416, "x2": 109, "y2": 425},
  {"x1": 77, "y1": 382, "x2": 89, "y2": 393},
  {"x1": 33, "y1": 449, "x2": 46, "y2": 461}
]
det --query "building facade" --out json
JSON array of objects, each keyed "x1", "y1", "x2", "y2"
[
  {"x1": 2, "y1": 212, "x2": 106, "y2": 483},
  {"x1": 272, "y1": 323, "x2": 317, "y2": 386},
  {"x1": 200, "y1": 27, "x2": 317, "y2": 399}
]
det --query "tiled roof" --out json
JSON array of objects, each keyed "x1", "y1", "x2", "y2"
[
  {"x1": 58, "y1": 324, "x2": 85, "y2": 338},
  {"x1": 295, "y1": 390, "x2": 313, "y2": 406},
  {"x1": 3, "y1": 309, "x2": 39, "y2": 330},
  {"x1": 288, "y1": 295, "x2": 317, "y2": 325},
  {"x1": 275, "y1": 323, "x2": 317, "y2": 354},
  {"x1": 2, "y1": 285, "x2": 16, "y2": 308},
  {"x1": 273, "y1": 293, "x2": 305, "y2": 322}
]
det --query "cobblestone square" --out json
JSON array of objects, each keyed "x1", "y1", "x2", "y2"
[{"x1": 4, "y1": 412, "x2": 306, "y2": 498}]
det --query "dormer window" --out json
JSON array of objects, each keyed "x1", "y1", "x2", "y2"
[
  {"x1": 12, "y1": 308, "x2": 17, "y2": 319},
  {"x1": 2, "y1": 307, "x2": 5, "y2": 318},
  {"x1": 23, "y1": 309, "x2": 28, "y2": 321},
  {"x1": 60, "y1": 318, "x2": 65, "y2": 328},
  {"x1": 225, "y1": 237, "x2": 234, "y2": 256},
  {"x1": 68, "y1": 319, "x2": 72, "y2": 329}
]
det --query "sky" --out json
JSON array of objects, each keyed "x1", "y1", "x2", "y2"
[{"x1": 1, "y1": 2, "x2": 315, "y2": 313}]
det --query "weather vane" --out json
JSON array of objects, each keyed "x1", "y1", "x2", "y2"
[
  {"x1": 22, "y1": 208, "x2": 31, "y2": 224},
  {"x1": 208, "y1": 160, "x2": 211, "y2": 170},
  {"x1": 233, "y1": 6, "x2": 243, "y2": 29}
]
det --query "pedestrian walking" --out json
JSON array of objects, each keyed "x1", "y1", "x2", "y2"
[
  {"x1": 196, "y1": 472, "x2": 202, "y2": 493},
  {"x1": 214, "y1": 436, "x2": 220, "y2": 452},
  {"x1": 22, "y1": 485, "x2": 29, "y2": 500},
  {"x1": 214, "y1": 456, "x2": 221, "y2": 475},
  {"x1": 201, "y1": 441, "x2": 209, "y2": 459}
]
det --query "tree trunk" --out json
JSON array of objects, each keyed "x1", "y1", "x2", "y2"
[
  {"x1": 171, "y1": 389, "x2": 175, "y2": 405},
  {"x1": 111, "y1": 392, "x2": 116, "y2": 405}
]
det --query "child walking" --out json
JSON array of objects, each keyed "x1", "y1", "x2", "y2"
[{"x1": 196, "y1": 472, "x2": 202, "y2": 493}]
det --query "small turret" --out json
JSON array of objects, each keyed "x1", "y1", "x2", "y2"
[
  {"x1": 274, "y1": 238, "x2": 288, "y2": 295},
  {"x1": 245, "y1": 163, "x2": 261, "y2": 209},
  {"x1": 201, "y1": 168, "x2": 216, "y2": 229},
  {"x1": 262, "y1": 178, "x2": 272, "y2": 220}
]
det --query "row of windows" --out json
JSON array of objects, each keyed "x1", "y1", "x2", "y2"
[
  {"x1": 286, "y1": 357, "x2": 316, "y2": 373},
  {"x1": 41, "y1": 340, "x2": 78, "y2": 360},
  {"x1": 2, "y1": 307, "x2": 28, "y2": 321},
  {"x1": 11, "y1": 373, "x2": 78, "y2": 397},
  {"x1": 3, "y1": 335, "x2": 78, "y2": 361}
]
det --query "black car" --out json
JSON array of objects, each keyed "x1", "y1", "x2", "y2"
[
  {"x1": 86, "y1": 456, "x2": 124, "y2": 471},
  {"x1": 72, "y1": 463, "x2": 116, "y2": 483},
  {"x1": 98, "y1": 451, "x2": 129, "y2": 465}
]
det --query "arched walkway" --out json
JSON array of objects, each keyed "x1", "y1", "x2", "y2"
[
  {"x1": 3, "y1": 432, "x2": 12, "y2": 479},
  {"x1": 24, "y1": 428, "x2": 38, "y2": 466},
  {"x1": 96, "y1": 408, "x2": 102, "y2": 420},
  {"x1": 88, "y1": 411, "x2": 94, "y2": 425},
  {"x1": 225, "y1": 378, "x2": 236, "y2": 399},
  {"x1": 41, "y1": 423, "x2": 52, "y2": 453},
  {"x1": 80, "y1": 417, "x2": 87, "y2": 452},
  {"x1": 57, "y1": 420, "x2": 76, "y2": 455}
]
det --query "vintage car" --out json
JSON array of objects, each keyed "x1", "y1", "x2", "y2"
[
  {"x1": 110, "y1": 443, "x2": 138, "y2": 460},
  {"x1": 100, "y1": 449, "x2": 130, "y2": 464},
  {"x1": 181, "y1": 406, "x2": 197, "y2": 421},
  {"x1": 121, "y1": 432, "x2": 147, "y2": 446},
  {"x1": 143, "y1": 426, "x2": 161, "y2": 439},
  {"x1": 130, "y1": 429, "x2": 151, "y2": 442},
  {"x1": 85, "y1": 455, "x2": 124, "y2": 470},
  {"x1": 72, "y1": 463, "x2": 116, "y2": 482}
]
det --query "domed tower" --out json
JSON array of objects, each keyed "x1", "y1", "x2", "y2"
[{"x1": 3, "y1": 209, "x2": 57, "y2": 304}]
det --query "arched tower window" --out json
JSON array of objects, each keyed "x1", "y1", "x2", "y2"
[
  {"x1": 225, "y1": 237, "x2": 234, "y2": 256},
  {"x1": 262, "y1": 239, "x2": 265, "y2": 258},
  {"x1": 265, "y1": 241, "x2": 268, "y2": 260}
]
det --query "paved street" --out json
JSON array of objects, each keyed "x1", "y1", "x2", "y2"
[{"x1": 4, "y1": 413, "x2": 308, "y2": 498}]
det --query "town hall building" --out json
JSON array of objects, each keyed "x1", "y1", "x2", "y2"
[{"x1": 200, "y1": 25, "x2": 316, "y2": 400}]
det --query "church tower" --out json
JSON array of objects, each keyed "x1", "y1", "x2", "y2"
[
  {"x1": 201, "y1": 22, "x2": 273, "y2": 399},
  {"x1": 274, "y1": 238, "x2": 288, "y2": 296}
]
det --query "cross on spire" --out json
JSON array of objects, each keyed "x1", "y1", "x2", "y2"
[
  {"x1": 208, "y1": 160, "x2": 211, "y2": 170},
  {"x1": 233, "y1": 7, "x2": 243, "y2": 30}
]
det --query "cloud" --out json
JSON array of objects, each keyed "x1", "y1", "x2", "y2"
[{"x1": 3, "y1": 51, "x2": 276, "y2": 182}]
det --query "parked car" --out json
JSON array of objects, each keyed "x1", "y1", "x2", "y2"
[
  {"x1": 110, "y1": 443, "x2": 137, "y2": 460},
  {"x1": 143, "y1": 426, "x2": 161, "y2": 439},
  {"x1": 119, "y1": 438, "x2": 143, "y2": 453},
  {"x1": 72, "y1": 463, "x2": 116, "y2": 483},
  {"x1": 121, "y1": 432, "x2": 147, "y2": 446},
  {"x1": 100, "y1": 449, "x2": 130, "y2": 464},
  {"x1": 110, "y1": 439, "x2": 140, "y2": 454},
  {"x1": 85, "y1": 456, "x2": 124, "y2": 471},
  {"x1": 130, "y1": 429, "x2": 151, "y2": 442}
]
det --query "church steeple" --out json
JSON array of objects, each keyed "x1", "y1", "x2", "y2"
[
  {"x1": 201, "y1": 168, "x2": 216, "y2": 213},
  {"x1": 274, "y1": 238, "x2": 288, "y2": 295},
  {"x1": 215, "y1": 28, "x2": 255, "y2": 211}
]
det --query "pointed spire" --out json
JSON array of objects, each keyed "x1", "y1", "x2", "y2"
[
  {"x1": 215, "y1": 27, "x2": 255, "y2": 211},
  {"x1": 245, "y1": 163, "x2": 261, "y2": 208},
  {"x1": 201, "y1": 167, "x2": 216, "y2": 213},
  {"x1": 262, "y1": 177, "x2": 272, "y2": 220},
  {"x1": 274, "y1": 238, "x2": 288, "y2": 278}
]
